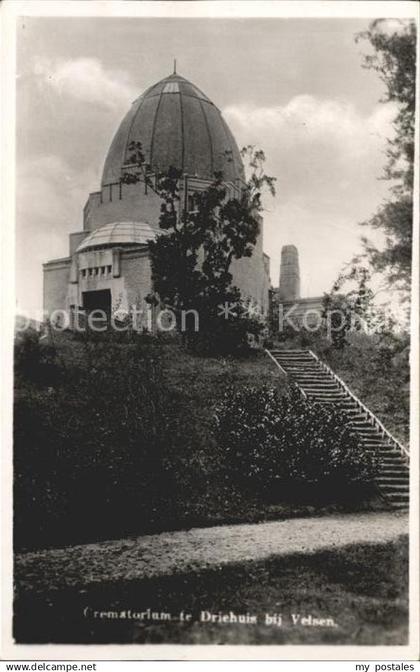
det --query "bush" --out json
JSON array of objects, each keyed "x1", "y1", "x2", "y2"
[
  {"x1": 214, "y1": 385, "x2": 378, "y2": 500},
  {"x1": 14, "y1": 336, "x2": 177, "y2": 550},
  {"x1": 14, "y1": 328, "x2": 61, "y2": 387},
  {"x1": 187, "y1": 312, "x2": 263, "y2": 356}
]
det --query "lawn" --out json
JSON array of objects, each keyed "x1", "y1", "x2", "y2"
[{"x1": 14, "y1": 536, "x2": 408, "y2": 645}]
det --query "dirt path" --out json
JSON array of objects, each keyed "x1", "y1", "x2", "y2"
[{"x1": 16, "y1": 511, "x2": 408, "y2": 592}]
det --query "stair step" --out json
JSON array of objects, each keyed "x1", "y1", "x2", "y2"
[
  {"x1": 356, "y1": 429, "x2": 384, "y2": 436},
  {"x1": 272, "y1": 352, "x2": 312, "y2": 357},
  {"x1": 279, "y1": 360, "x2": 319, "y2": 365},
  {"x1": 359, "y1": 439, "x2": 389, "y2": 446},
  {"x1": 270, "y1": 350, "x2": 310, "y2": 354},
  {"x1": 292, "y1": 378, "x2": 334, "y2": 382},
  {"x1": 302, "y1": 387, "x2": 341, "y2": 393},
  {"x1": 307, "y1": 394, "x2": 347, "y2": 400},
  {"x1": 378, "y1": 457, "x2": 407, "y2": 463},
  {"x1": 337, "y1": 405, "x2": 360, "y2": 411},
  {"x1": 377, "y1": 481, "x2": 409, "y2": 491},
  {"x1": 360, "y1": 439, "x2": 390, "y2": 444},
  {"x1": 305, "y1": 389, "x2": 345, "y2": 394},
  {"x1": 358, "y1": 432, "x2": 384, "y2": 437},
  {"x1": 292, "y1": 378, "x2": 332, "y2": 383},
  {"x1": 378, "y1": 454, "x2": 405, "y2": 461},
  {"x1": 384, "y1": 492, "x2": 409, "y2": 502},
  {"x1": 351, "y1": 423, "x2": 379, "y2": 430},
  {"x1": 267, "y1": 351, "x2": 410, "y2": 497},
  {"x1": 275, "y1": 357, "x2": 314, "y2": 362},
  {"x1": 377, "y1": 476, "x2": 409, "y2": 483},
  {"x1": 277, "y1": 363, "x2": 316, "y2": 367},
  {"x1": 368, "y1": 449, "x2": 403, "y2": 456},
  {"x1": 375, "y1": 473, "x2": 410, "y2": 487},
  {"x1": 299, "y1": 381, "x2": 339, "y2": 386},
  {"x1": 377, "y1": 480, "x2": 409, "y2": 488},
  {"x1": 272, "y1": 353, "x2": 312, "y2": 357},
  {"x1": 379, "y1": 464, "x2": 407, "y2": 470},
  {"x1": 379, "y1": 455, "x2": 406, "y2": 462},
  {"x1": 293, "y1": 380, "x2": 334, "y2": 385},
  {"x1": 360, "y1": 439, "x2": 386, "y2": 444},
  {"x1": 297, "y1": 384, "x2": 338, "y2": 389}
]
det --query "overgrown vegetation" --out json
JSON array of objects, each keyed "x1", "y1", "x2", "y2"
[
  {"x1": 14, "y1": 330, "x2": 174, "y2": 550},
  {"x1": 14, "y1": 329, "x2": 383, "y2": 551},
  {"x1": 13, "y1": 329, "x2": 280, "y2": 550},
  {"x1": 214, "y1": 384, "x2": 377, "y2": 501}
]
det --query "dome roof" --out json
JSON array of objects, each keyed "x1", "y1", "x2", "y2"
[
  {"x1": 102, "y1": 72, "x2": 245, "y2": 186},
  {"x1": 77, "y1": 221, "x2": 159, "y2": 252}
]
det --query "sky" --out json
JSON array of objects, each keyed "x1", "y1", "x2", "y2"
[{"x1": 16, "y1": 16, "x2": 400, "y2": 317}]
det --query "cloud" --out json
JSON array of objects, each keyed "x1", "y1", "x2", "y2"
[
  {"x1": 33, "y1": 57, "x2": 138, "y2": 111},
  {"x1": 16, "y1": 154, "x2": 97, "y2": 316},
  {"x1": 223, "y1": 95, "x2": 397, "y2": 293},
  {"x1": 224, "y1": 95, "x2": 397, "y2": 162},
  {"x1": 224, "y1": 94, "x2": 397, "y2": 217}
]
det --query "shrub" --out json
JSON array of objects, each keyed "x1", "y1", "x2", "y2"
[
  {"x1": 214, "y1": 384, "x2": 378, "y2": 500},
  {"x1": 13, "y1": 335, "x2": 177, "y2": 550},
  {"x1": 14, "y1": 327, "x2": 61, "y2": 386},
  {"x1": 187, "y1": 311, "x2": 263, "y2": 356}
]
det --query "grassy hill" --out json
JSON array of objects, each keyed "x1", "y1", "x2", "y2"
[
  {"x1": 14, "y1": 331, "x2": 385, "y2": 552},
  {"x1": 14, "y1": 333, "x2": 292, "y2": 550}
]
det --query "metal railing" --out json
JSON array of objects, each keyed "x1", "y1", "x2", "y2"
[{"x1": 308, "y1": 349, "x2": 409, "y2": 464}]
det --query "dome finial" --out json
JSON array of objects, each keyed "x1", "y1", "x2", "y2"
[{"x1": 173, "y1": 58, "x2": 177, "y2": 75}]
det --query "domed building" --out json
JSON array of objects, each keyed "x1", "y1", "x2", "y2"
[{"x1": 43, "y1": 71, "x2": 271, "y2": 326}]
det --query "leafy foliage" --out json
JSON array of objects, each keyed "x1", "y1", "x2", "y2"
[
  {"x1": 214, "y1": 384, "x2": 377, "y2": 498},
  {"x1": 14, "y1": 328, "x2": 61, "y2": 386},
  {"x1": 14, "y1": 335, "x2": 176, "y2": 550},
  {"x1": 356, "y1": 19, "x2": 416, "y2": 294},
  {"x1": 14, "y1": 331, "x2": 384, "y2": 550},
  {"x1": 322, "y1": 265, "x2": 392, "y2": 348}
]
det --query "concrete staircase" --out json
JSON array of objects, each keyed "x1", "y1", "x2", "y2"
[{"x1": 267, "y1": 348, "x2": 409, "y2": 510}]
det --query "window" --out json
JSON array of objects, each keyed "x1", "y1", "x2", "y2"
[{"x1": 82, "y1": 265, "x2": 112, "y2": 277}]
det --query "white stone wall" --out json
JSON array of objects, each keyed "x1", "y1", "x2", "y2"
[
  {"x1": 45, "y1": 178, "x2": 270, "y2": 321},
  {"x1": 43, "y1": 259, "x2": 71, "y2": 318}
]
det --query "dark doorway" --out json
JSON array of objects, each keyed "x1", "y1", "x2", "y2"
[{"x1": 82, "y1": 289, "x2": 111, "y2": 318}]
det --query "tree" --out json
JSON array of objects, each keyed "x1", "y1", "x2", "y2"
[
  {"x1": 355, "y1": 19, "x2": 416, "y2": 295},
  {"x1": 123, "y1": 144, "x2": 276, "y2": 353},
  {"x1": 322, "y1": 265, "x2": 390, "y2": 348}
]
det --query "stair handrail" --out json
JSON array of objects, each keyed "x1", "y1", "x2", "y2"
[
  {"x1": 265, "y1": 349, "x2": 307, "y2": 399},
  {"x1": 308, "y1": 349, "x2": 409, "y2": 463}
]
